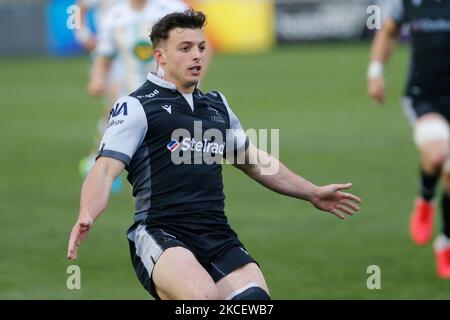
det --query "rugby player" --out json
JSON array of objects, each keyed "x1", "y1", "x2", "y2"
[
  {"x1": 368, "y1": 0, "x2": 450, "y2": 277},
  {"x1": 68, "y1": 9, "x2": 361, "y2": 299}
]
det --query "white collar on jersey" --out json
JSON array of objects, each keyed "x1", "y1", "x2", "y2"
[{"x1": 146, "y1": 72, "x2": 177, "y2": 91}]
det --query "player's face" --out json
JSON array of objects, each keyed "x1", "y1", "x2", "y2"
[{"x1": 160, "y1": 28, "x2": 206, "y2": 92}]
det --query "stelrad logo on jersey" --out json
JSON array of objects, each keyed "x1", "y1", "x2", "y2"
[
  {"x1": 167, "y1": 138, "x2": 225, "y2": 155},
  {"x1": 168, "y1": 121, "x2": 227, "y2": 165},
  {"x1": 166, "y1": 140, "x2": 180, "y2": 152},
  {"x1": 181, "y1": 138, "x2": 225, "y2": 155}
]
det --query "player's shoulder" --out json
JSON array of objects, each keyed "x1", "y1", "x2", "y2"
[
  {"x1": 201, "y1": 90, "x2": 225, "y2": 103},
  {"x1": 105, "y1": 95, "x2": 146, "y2": 131},
  {"x1": 129, "y1": 80, "x2": 168, "y2": 108},
  {"x1": 199, "y1": 90, "x2": 232, "y2": 115},
  {"x1": 110, "y1": 95, "x2": 143, "y2": 115},
  {"x1": 202, "y1": 90, "x2": 231, "y2": 108}
]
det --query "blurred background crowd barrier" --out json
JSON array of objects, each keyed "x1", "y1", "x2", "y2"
[{"x1": 0, "y1": 0, "x2": 394, "y2": 56}]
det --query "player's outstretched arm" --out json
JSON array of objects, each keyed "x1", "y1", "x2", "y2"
[
  {"x1": 367, "y1": 17, "x2": 401, "y2": 104},
  {"x1": 67, "y1": 157, "x2": 124, "y2": 260},
  {"x1": 233, "y1": 143, "x2": 361, "y2": 219}
]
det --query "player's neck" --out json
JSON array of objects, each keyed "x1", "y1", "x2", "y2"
[
  {"x1": 176, "y1": 85, "x2": 196, "y2": 95},
  {"x1": 162, "y1": 74, "x2": 195, "y2": 94}
]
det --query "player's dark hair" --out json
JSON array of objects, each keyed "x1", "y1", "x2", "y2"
[{"x1": 150, "y1": 9, "x2": 206, "y2": 48}]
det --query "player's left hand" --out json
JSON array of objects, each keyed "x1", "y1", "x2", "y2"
[
  {"x1": 310, "y1": 183, "x2": 361, "y2": 219},
  {"x1": 67, "y1": 215, "x2": 94, "y2": 260}
]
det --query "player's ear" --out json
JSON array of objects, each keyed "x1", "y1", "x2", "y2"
[{"x1": 154, "y1": 48, "x2": 166, "y2": 66}]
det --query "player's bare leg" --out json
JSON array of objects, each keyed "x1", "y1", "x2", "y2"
[
  {"x1": 216, "y1": 262, "x2": 270, "y2": 300},
  {"x1": 410, "y1": 113, "x2": 449, "y2": 245},
  {"x1": 152, "y1": 247, "x2": 220, "y2": 300},
  {"x1": 433, "y1": 164, "x2": 450, "y2": 278}
]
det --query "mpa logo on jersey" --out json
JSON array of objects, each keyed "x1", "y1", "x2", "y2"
[{"x1": 166, "y1": 140, "x2": 180, "y2": 152}]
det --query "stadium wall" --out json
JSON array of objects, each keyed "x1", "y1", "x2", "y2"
[
  {"x1": 0, "y1": 0, "x2": 47, "y2": 55},
  {"x1": 0, "y1": 0, "x2": 386, "y2": 56},
  {"x1": 275, "y1": 0, "x2": 371, "y2": 42}
]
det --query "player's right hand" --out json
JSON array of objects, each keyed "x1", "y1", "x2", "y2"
[
  {"x1": 368, "y1": 77, "x2": 386, "y2": 105},
  {"x1": 88, "y1": 79, "x2": 106, "y2": 97},
  {"x1": 67, "y1": 215, "x2": 94, "y2": 260}
]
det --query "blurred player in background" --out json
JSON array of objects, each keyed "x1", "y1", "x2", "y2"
[
  {"x1": 75, "y1": 0, "x2": 125, "y2": 192},
  {"x1": 78, "y1": 0, "x2": 191, "y2": 192},
  {"x1": 367, "y1": 0, "x2": 450, "y2": 277},
  {"x1": 88, "y1": 0, "x2": 190, "y2": 97},
  {"x1": 74, "y1": 0, "x2": 125, "y2": 111}
]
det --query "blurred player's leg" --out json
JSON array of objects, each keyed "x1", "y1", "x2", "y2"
[
  {"x1": 410, "y1": 113, "x2": 450, "y2": 245},
  {"x1": 433, "y1": 233, "x2": 450, "y2": 278},
  {"x1": 434, "y1": 165, "x2": 450, "y2": 278}
]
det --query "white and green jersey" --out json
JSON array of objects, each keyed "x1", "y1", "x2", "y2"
[{"x1": 95, "y1": 0, "x2": 189, "y2": 95}]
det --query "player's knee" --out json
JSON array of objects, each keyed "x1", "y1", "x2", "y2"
[
  {"x1": 188, "y1": 284, "x2": 220, "y2": 300},
  {"x1": 422, "y1": 149, "x2": 449, "y2": 171},
  {"x1": 421, "y1": 145, "x2": 449, "y2": 170},
  {"x1": 230, "y1": 286, "x2": 271, "y2": 300}
]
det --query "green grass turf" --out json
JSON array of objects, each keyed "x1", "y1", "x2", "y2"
[{"x1": 1, "y1": 42, "x2": 449, "y2": 299}]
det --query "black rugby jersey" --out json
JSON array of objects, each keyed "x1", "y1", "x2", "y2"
[
  {"x1": 97, "y1": 73, "x2": 249, "y2": 222},
  {"x1": 390, "y1": 0, "x2": 450, "y2": 97}
]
